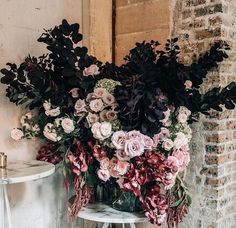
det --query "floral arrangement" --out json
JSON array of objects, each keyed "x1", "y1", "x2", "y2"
[{"x1": 1, "y1": 20, "x2": 236, "y2": 227}]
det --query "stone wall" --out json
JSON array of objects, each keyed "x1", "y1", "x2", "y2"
[{"x1": 172, "y1": 0, "x2": 236, "y2": 227}]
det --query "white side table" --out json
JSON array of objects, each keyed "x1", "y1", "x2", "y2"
[
  {"x1": 0, "y1": 160, "x2": 55, "y2": 228},
  {"x1": 78, "y1": 203, "x2": 148, "y2": 228}
]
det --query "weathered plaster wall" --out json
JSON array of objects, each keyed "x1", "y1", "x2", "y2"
[{"x1": 0, "y1": 1, "x2": 83, "y2": 227}]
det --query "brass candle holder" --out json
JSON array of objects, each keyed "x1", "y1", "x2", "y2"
[{"x1": 0, "y1": 152, "x2": 7, "y2": 169}]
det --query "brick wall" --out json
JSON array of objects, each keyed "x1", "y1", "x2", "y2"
[
  {"x1": 115, "y1": 0, "x2": 171, "y2": 65},
  {"x1": 172, "y1": 0, "x2": 236, "y2": 227},
  {"x1": 114, "y1": 0, "x2": 236, "y2": 227}
]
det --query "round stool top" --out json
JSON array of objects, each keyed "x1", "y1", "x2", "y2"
[
  {"x1": 78, "y1": 203, "x2": 148, "y2": 224},
  {"x1": 0, "y1": 160, "x2": 55, "y2": 184}
]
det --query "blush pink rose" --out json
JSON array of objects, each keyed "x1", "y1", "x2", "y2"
[
  {"x1": 99, "y1": 110, "x2": 108, "y2": 121},
  {"x1": 111, "y1": 131, "x2": 127, "y2": 149},
  {"x1": 115, "y1": 150, "x2": 130, "y2": 161},
  {"x1": 61, "y1": 118, "x2": 75, "y2": 134},
  {"x1": 86, "y1": 113, "x2": 99, "y2": 126},
  {"x1": 124, "y1": 139, "x2": 144, "y2": 158},
  {"x1": 106, "y1": 110, "x2": 117, "y2": 121},
  {"x1": 83, "y1": 64, "x2": 100, "y2": 76},
  {"x1": 127, "y1": 130, "x2": 143, "y2": 141},
  {"x1": 162, "y1": 138, "x2": 174, "y2": 151},
  {"x1": 153, "y1": 128, "x2": 170, "y2": 147},
  {"x1": 184, "y1": 80, "x2": 192, "y2": 89},
  {"x1": 89, "y1": 99, "x2": 104, "y2": 112},
  {"x1": 74, "y1": 99, "x2": 87, "y2": 116},
  {"x1": 172, "y1": 145, "x2": 190, "y2": 172},
  {"x1": 143, "y1": 135, "x2": 154, "y2": 150},
  {"x1": 100, "y1": 157, "x2": 110, "y2": 169},
  {"x1": 174, "y1": 132, "x2": 188, "y2": 149},
  {"x1": 115, "y1": 160, "x2": 130, "y2": 176},
  {"x1": 97, "y1": 169, "x2": 110, "y2": 182},
  {"x1": 102, "y1": 93, "x2": 115, "y2": 105},
  {"x1": 93, "y1": 88, "x2": 107, "y2": 98},
  {"x1": 165, "y1": 156, "x2": 179, "y2": 174}
]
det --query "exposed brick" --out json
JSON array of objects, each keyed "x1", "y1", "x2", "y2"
[
  {"x1": 195, "y1": 4, "x2": 223, "y2": 17},
  {"x1": 205, "y1": 144, "x2": 225, "y2": 154},
  {"x1": 182, "y1": 9, "x2": 192, "y2": 19},
  {"x1": 185, "y1": 0, "x2": 206, "y2": 7},
  {"x1": 205, "y1": 154, "x2": 231, "y2": 165},
  {"x1": 205, "y1": 176, "x2": 229, "y2": 187},
  {"x1": 209, "y1": 15, "x2": 223, "y2": 26},
  {"x1": 203, "y1": 121, "x2": 225, "y2": 131},
  {"x1": 195, "y1": 27, "x2": 221, "y2": 40}
]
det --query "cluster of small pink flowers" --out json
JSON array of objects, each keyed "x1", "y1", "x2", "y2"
[{"x1": 83, "y1": 64, "x2": 100, "y2": 77}]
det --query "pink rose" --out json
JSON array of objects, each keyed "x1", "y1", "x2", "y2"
[
  {"x1": 70, "y1": 88, "x2": 79, "y2": 98},
  {"x1": 127, "y1": 130, "x2": 143, "y2": 141},
  {"x1": 102, "y1": 93, "x2": 115, "y2": 105},
  {"x1": 97, "y1": 169, "x2": 110, "y2": 182},
  {"x1": 100, "y1": 157, "x2": 110, "y2": 169},
  {"x1": 111, "y1": 131, "x2": 127, "y2": 149},
  {"x1": 11, "y1": 128, "x2": 24, "y2": 141},
  {"x1": 115, "y1": 160, "x2": 130, "y2": 175},
  {"x1": 45, "y1": 107, "x2": 60, "y2": 117},
  {"x1": 89, "y1": 99, "x2": 104, "y2": 112},
  {"x1": 162, "y1": 138, "x2": 174, "y2": 151},
  {"x1": 106, "y1": 110, "x2": 117, "y2": 121},
  {"x1": 61, "y1": 118, "x2": 75, "y2": 134},
  {"x1": 86, "y1": 93, "x2": 94, "y2": 102},
  {"x1": 74, "y1": 99, "x2": 87, "y2": 116},
  {"x1": 99, "y1": 110, "x2": 108, "y2": 121},
  {"x1": 153, "y1": 128, "x2": 170, "y2": 147},
  {"x1": 163, "y1": 173, "x2": 176, "y2": 190},
  {"x1": 115, "y1": 149, "x2": 130, "y2": 161},
  {"x1": 83, "y1": 64, "x2": 100, "y2": 76},
  {"x1": 165, "y1": 156, "x2": 179, "y2": 174},
  {"x1": 172, "y1": 145, "x2": 190, "y2": 172},
  {"x1": 86, "y1": 113, "x2": 99, "y2": 126},
  {"x1": 93, "y1": 88, "x2": 107, "y2": 98},
  {"x1": 124, "y1": 139, "x2": 144, "y2": 158},
  {"x1": 142, "y1": 135, "x2": 154, "y2": 150}
]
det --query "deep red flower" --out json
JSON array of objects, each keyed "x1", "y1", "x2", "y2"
[
  {"x1": 87, "y1": 139, "x2": 107, "y2": 161},
  {"x1": 37, "y1": 143, "x2": 62, "y2": 165}
]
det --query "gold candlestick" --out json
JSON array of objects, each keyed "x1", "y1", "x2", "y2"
[{"x1": 0, "y1": 152, "x2": 7, "y2": 169}]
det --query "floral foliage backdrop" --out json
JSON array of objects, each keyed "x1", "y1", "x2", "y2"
[{"x1": 1, "y1": 20, "x2": 236, "y2": 227}]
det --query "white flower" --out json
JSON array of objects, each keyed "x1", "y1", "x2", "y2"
[
  {"x1": 83, "y1": 64, "x2": 100, "y2": 76},
  {"x1": 177, "y1": 113, "x2": 188, "y2": 123},
  {"x1": 160, "y1": 109, "x2": 171, "y2": 124},
  {"x1": 61, "y1": 118, "x2": 75, "y2": 134},
  {"x1": 43, "y1": 100, "x2": 51, "y2": 111},
  {"x1": 162, "y1": 138, "x2": 174, "y2": 151},
  {"x1": 111, "y1": 131, "x2": 127, "y2": 149},
  {"x1": 89, "y1": 99, "x2": 104, "y2": 112},
  {"x1": 55, "y1": 118, "x2": 63, "y2": 127},
  {"x1": 74, "y1": 99, "x2": 87, "y2": 116},
  {"x1": 91, "y1": 122, "x2": 104, "y2": 140},
  {"x1": 174, "y1": 132, "x2": 188, "y2": 149},
  {"x1": 179, "y1": 106, "x2": 191, "y2": 117},
  {"x1": 184, "y1": 80, "x2": 192, "y2": 89},
  {"x1": 93, "y1": 88, "x2": 107, "y2": 98},
  {"x1": 86, "y1": 113, "x2": 99, "y2": 126},
  {"x1": 32, "y1": 124, "x2": 40, "y2": 133},
  {"x1": 91, "y1": 122, "x2": 112, "y2": 140},
  {"x1": 45, "y1": 107, "x2": 60, "y2": 117},
  {"x1": 100, "y1": 122, "x2": 112, "y2": 138},
  {"x1": 43, "y1": 123, "x2": 61, "y2": 142},
  {"x1": 70, "y1": 88, "x2": 79, "y2": 98},
  {"x1": 11, "y1": 128, "x2": 24, "y2": 141},
  {"x1": 97, "y1": 169, "x2": 110, "y2": 182},
  {"x1": 102, "y1": 93, "x2": 115, "y2": 105}
]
